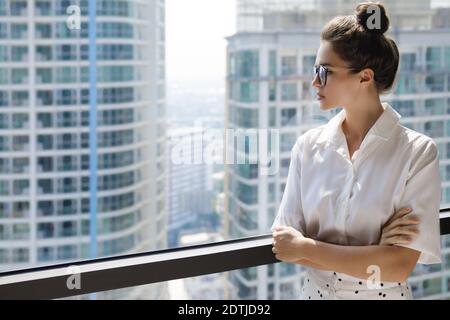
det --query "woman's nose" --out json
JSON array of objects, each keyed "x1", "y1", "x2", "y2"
[{"x1": 311, "y1": 73, "x2": 321, "y2": 88}]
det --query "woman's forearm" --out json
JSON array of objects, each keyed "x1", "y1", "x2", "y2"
[
  {"x1": 300, "y1": 238, "x2": 420, "y2": 282},
  {"x1": 294, "y1": 259, "x2": 332, "y2": 271}
]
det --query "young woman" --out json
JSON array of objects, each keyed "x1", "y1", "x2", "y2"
[{"x1": 271, "y1": 2, "x2": 442, "y2": 300}]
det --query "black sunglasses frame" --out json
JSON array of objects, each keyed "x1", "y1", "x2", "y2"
[{"x1": 313, "y1": 65, "x2": 329, "y2": 87}]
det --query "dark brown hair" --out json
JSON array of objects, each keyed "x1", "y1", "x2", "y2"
[{"x1": 321, "y1": 2, "x2": 399, "y2": 94}]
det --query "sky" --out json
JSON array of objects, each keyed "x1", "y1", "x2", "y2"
[
  {"x1": 166, "y1": 0, "x2": 236, "y2": 83},
  {"x1": 165, "y1": 0, "x2": 449, "y2": 83}
]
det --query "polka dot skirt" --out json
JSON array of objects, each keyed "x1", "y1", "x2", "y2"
[{"x1": 299, "y1": 270, "x2": 413, "y2": 300}]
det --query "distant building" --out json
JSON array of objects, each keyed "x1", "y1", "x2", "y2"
[
  {"x1": 0, "y1": 0, "x2": 167, "y2": 299},
  {"x1": 166, "y1": 127, "x2": 215, "y2": 247},
  {"x1": 168, "y1": 232, "x2": 228, "y2": 299}
]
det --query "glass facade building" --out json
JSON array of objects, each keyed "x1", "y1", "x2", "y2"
[{"x1": 0, "y1": 0, "x2": 167, "y2": 298}]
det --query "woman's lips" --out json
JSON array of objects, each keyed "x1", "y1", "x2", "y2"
[{"x1": 316, "y1": 94, "x2": 325, "y2": 100}]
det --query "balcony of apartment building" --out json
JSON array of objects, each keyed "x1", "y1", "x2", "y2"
[{"x1": 0, "y1": 208, "x2": 449, "y2": 300}]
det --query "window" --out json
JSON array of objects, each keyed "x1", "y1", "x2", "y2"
[
  {"x1": 13, "y1": 223, "x2": 29, "y2": 240},
  {"x1": 0, "y1": 45, "x2": 8, "y2": 61},
  {"x1": 97, "y1": 22, "x2": 134, "y2": 38},
  {"x1": 400, "y1": 53, "x2": 416, "y2": 71},
  {"x1": 36, "y1": 45, "x2": 52, "y2": 61},
  {"x1": 231, "y1": 82, "x2": 259, "y2": 103},
  {"x1": 0, "y1": 91, "x2": 8, "y2": 106},
  {"x1": 235, "y1": 181, "x2": 257, "y2": 205},
  {"x1": 98, "y1": 66, "x2": 134, "y2": 82},
  {"x1": 97, "y1": 44, "x2": 133, "y2": 60},
  {"x1": 422, "y1": 278, "x2": 442, "y2": 296},
  {"x1": 12, "y1": 248, "x2": 29, "y2": 263},
  {"x1": 424, "y1": 120, "x2": 444, "y2": 138},
  {"x1": 55, "y1": 67, "x2": 77, "y2": 83},
  {"x1": 58, "y1": 221, "x2": 77, "y2": 237},
  {"x1": 35, "y1": 23, "x2": 51, "y2": 38},
  {"x1": 0, "y1": 69, "x2": 7, "y2": 85},
  {"x1": 0, "y1": 1, "x2": 6, "y2": 16},
  {"x1": 35, "y1": 1, "x2": 52, "y2": 16},
  {"x1": 0, "y1": 113, "x2": 8, "y2": 128},
  {"x1": 445, "y1": 47, "x2": 450, "y2": 69},
  {"x1": 56, "y1": 89, "x2": 77, "y2": 105},
  {"x1": 269, "y1": 81, "x2": 276, "y2": 102},
  {"x1": 425, "y1": 75, "x2": 445, "y2": 92},
  {"x1": 11, "y1": 23, "x2": 27, "y2": 39},
  {"x1": 281, "y1": 56, "x2": 297, "y2": 76},
  {"x1": 269, "y1": 51, "x2": 276, "y2": 77},
  {"x1": 36, "y1": 68, "x2": 52, "y2": 84},
  {"x1": 233, "y1": 50, "x2": 259, "y2": 78},
  {"x1": 232, "y1": 106, "x2": 258, "y2": 128},
  {"x1": 281, "y1": 133, "x2": 297, "y2": 152},
  {"x1": 395, "y1": 75, "x2": 417, "y2": 94},
  {"x1": 281, "y1": 83, "x2": 297, "y2": 101},
  {"x1": 236, "y1": 164, "x2": 258, "y2": 180},
  {"x1": 13, "y1": 180, "x2": 30, "y2": 195},
  {"x1": 37, "y1": 135, "x2": 53, "y2": 150},
  {"x1": 425, "y1": 99, "x2": 445, "y2": 116},
  {"x1": 302, "y1": 55, "x2": 316, "y2": 74},
  {"x1": 281, "y1": 108, "x2": 297, "y2": 126},
  {"x1": 391, "y1": 100, "x2": 416, "y2": 117},
  {"x1": 12, "y1": 91, "x2": 29, "y2": 106},
  {"x1": 11, "y1": 113, "x2": 28, "y2": 129},
  {"x1": 37, "y1": 157, "x2": 53, "y2": 173},
  {"x1": 11, "y1": 46, "x2": 28, "y2": 62},
  {"x1": 56, "y1": 45, "x2": 77, "y2": 60},
  {"x1": 0, "y1": 23, "x2": 6, "y2": 39},
  {"x1": 426, "y1": 47, "x2": 442, "y2": 71},
  {"x1": 10, "y1": 1, "x2": 28, "y2": 16},
  {"x1": 57, "y1": 245, "x2": 77, "y2": 260},
  {"x1": 38, "y1": 247, "x2": 54, "y2": 262},
  {"x1": 37, "y1": 90, "x2": 53, "y2": 105},
  {"x1": 11, "y1": 68, "x2": 28, "y2": 84}
]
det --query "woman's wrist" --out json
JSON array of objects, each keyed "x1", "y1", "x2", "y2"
[{"x1": 298, "y1": 236, "x2": 316, "y2": 261}]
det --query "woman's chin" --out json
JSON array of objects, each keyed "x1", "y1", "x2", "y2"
[
  {"x1": 319, "y1": 101, "x2": 333, "y2": 110},
  {"x1": 318, "y1": 98, "x2": 340, "y2": 111}
]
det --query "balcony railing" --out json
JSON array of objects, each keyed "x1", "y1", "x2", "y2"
[{"x1": 0, "y1": 208, "x2": 449, "y2": 300}]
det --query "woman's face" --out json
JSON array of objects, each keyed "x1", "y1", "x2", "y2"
[{"x1": 312, "y1": 41, "x2": 362, "y2": 111}]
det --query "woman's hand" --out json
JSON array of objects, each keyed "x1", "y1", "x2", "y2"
[
  {"x1": 379, "y1": 207, "x2": 420, "y2": 246},
  {"x1": 272, "y1": 226, "x2": 309, "y2": 262}
]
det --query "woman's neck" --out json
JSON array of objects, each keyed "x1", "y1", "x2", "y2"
[{"x1": 341, "y1": 99, "x2": 385, "y2": 143}]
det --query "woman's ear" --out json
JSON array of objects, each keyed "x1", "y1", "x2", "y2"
[{"x1": 359, "y1": 68, "x2": 375, "y2": 87}]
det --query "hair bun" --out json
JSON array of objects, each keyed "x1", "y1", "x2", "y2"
[{"x1": 355, "y1": 2, "x2": 390, "y2": 35}]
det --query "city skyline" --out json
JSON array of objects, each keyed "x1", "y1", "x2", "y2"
[{"x1": 1, "y1": 0, "x2": 450, "y2": 300}]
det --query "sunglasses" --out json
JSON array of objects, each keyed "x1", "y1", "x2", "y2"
[
  {"x1": 313, "y1": 64, "x2": 356, "y2": 87},
  {"x1": 313, "y1": 65, "x2": 329, "y2": 87}
]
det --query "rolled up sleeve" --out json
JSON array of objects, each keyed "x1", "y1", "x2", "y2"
[
  {"x1": 271, "y1": 137, "x2": 306, "y2": 234},
  {"x1": 396, "y1": 139, "x2": 442, "y2": 264}
]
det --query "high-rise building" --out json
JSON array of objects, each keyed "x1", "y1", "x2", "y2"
[
  {"x1": 0, "y1": 0, "x2": 167, "y2": 299},
  {"x1": 166, "y1": 127, "x2": 214, "y2": 247},
  {"x1": 226, "y1": 0, "x2": 450, "y2": 299}
]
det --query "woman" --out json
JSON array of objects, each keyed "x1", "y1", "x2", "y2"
[{"x1": 271, "y1": 2, "x2": 442, "y2": 300}]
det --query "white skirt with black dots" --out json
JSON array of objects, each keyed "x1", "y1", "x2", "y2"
[{"x1": 299, "y1": 268, "x2": 413, "y2": 300}]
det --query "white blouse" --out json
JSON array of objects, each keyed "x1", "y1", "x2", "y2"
[{"x1": 272, "y1": 102, "x2": 442, "y2": 265}]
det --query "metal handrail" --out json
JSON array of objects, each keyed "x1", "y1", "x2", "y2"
[{"x1": 0, "y1": 209, "x2": 449, "y2": 300}]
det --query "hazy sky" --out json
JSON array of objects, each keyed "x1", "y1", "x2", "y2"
[
  {"x1": 165, "y1": 0, "x2": 449, "y2": 82},
  {"x1": 166, "y1": 0, "x2": 236, "y2": 82}
]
